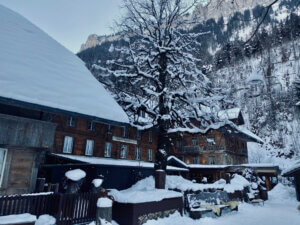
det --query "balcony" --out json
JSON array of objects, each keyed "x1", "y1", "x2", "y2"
[{"x1": 183, "y1": 146, "x2": 201, "y2": 154}]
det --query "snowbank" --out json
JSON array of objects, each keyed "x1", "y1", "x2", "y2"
[
  {"x1": 0, "y1": 213, "x2": 36, "y2": 225},
  {"x1": 65, "y1": 169, "x2": 86, "y2": 181},
  {"x1": 268, "y1": 183, "x2": 297, "y2": 203},
  {"x1": 109, "y1": 176, "x2": 182, "y2": 203},
  {"x1": 35, "y1": 215, "x2": 56, "y2": 225},
  {"x1": 109, "y1": 175, "x2": 250, "y2": 203},
  {"x1": 97, "y1": 198, "x2": 113, "y2": 208},
  {"x1": 167, "y1": 175, "x2": 249, "y2": 193},
  {"x1": 224, "y1": 174, "x2": 250, "y2": 193}
]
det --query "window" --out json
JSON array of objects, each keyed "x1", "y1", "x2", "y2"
[
  {"x1": 148, "y1": 130, "x2": 152, "y2": 143},
  {"x1": 208, "y1": 156, "x2": 216, "y2": 165},
  {"x1": 85, "y1": 140, "x2": 94, "y2": 156},
  {"x1": 191, "y1": 138, "x2": 198, "y2": 146},
  {"x1": 226, "y1": 155, "x2": 232, "y2": 165},
  {"x1": 104, "y1": 142, "x2": 112, "y2": 157},
  {"x1": 120, "y1": 145, "x2": 127, "y2": 159},
  {"x1": 0, "y1": 148, "x2": 7, "y2": 187},
  {"x1": 63, "y1": 136, "x2": 73, "y2": 153},
  {"x1": 122, "y1": 126, "x2": 128, "y2": 138},
  {"x1": 148, "y1": 149, "x2": 152, "y2": 161},
  {"x1": 177, "y1": 139, "x2": 183, "y2": 148},
  {"x1": 107, "y1": 124, "x2": 113, "y2": 134},
  {"x1": 137, "y1": 129, "x2": 141, "y2": 140},
  {"x1": 87, "y1": 121, "x2": 95, "y2": 131},
  {"x1": 192, "y1": 156, "x2": 198, "y2": 164},
  {"x1": 135, "y1": 147, "x2": 141, "y2": 160},
  {"x1": 67, "y1": 116, "x2": 76, "y2": 127}
]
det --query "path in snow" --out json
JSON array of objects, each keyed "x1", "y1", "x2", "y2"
[{"x1": 144, "y1": 184, "x2": 300, "y2": 225}]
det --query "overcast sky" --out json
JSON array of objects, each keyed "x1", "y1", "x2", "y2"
[{"x1": 0, "y1": 0, "x2": 123, "y2": 53}]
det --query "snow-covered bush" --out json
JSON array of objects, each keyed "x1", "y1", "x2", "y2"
[{"x1": 242, "y1": 168, "x2": 266, "y2": 200}]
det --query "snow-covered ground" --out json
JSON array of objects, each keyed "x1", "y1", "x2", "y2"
[
  {"x1": 144, "y1": 184, "x2": 300, "y2": 225},
  {"x1": 109, "y1": 175, "x2": 250, "y2": 204}
]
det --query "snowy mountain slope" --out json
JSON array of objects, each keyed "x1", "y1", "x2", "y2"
[
  {"x1": 193, "y1": 0, "x2": 275, "y2": 23},
  {"x1": 0, "y1": 4, "x2": 128, "y2": 124},
  {"x1": 212, "y1": 39, "x2": 300, "y2": 168}
]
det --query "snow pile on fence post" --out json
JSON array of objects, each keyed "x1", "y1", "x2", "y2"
[
  {"x1": 97, "y1": 198, "x2": 113, "y2": 224},
  {"x1": 65, "y1": 169, "x2": 86, "y2": 181},
  {"x1": 97, "y1": 198, "x2": 113, "y2": 208},
  {"x1": 92, "y1": 179, "x2": 103, "y2": 188}
]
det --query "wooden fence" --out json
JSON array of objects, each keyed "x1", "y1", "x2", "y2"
[{"x1": 0, "y1": 192, "x2": 98, "y2": 225}]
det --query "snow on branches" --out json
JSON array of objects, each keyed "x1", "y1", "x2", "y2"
[{"x1": 95, "y1": 0, "x2": 226, "y2": 135}]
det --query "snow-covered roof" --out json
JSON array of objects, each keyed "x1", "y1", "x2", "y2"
[
  {"x1": 167, "y1": 155, "x2": 188, "y2": 168},
  {"x1": 246, "y1": 69, "x2": 264, "y2": 85},
  {"x1": 282, "y1": 160, "x2": 300, "y2": 176},
  {"x1": 0, "y1": 5, "x2": 128, "y2": 124},
  {"x1": 241, "y1": 163, "x2": 278, "y2": 168},
  {"x1": 218, "y1": 108, "x2": 241, "y2": 120},
  {"x1": 54, "y1": 154, "x2": 189, "y2": 172},
  {"x1": 188, "y1": 164, "x2": 229, "y2": 169},
  {"x1": 296, "y1": 101, "x2": 300, "y2": 106},
  {"x1": 236, "y1": 126, "x2": 264, "y2": 144}
]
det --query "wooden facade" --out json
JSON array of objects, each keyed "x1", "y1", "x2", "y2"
[
  {"x1": 0, "y1": 101, "x2": 159, "y2": 192},
  {"x1": 51, "y1": 114, "x2": 157, "y2": 162},
  {"x1": 0, "y1": 113, "x2": 56, "y2": 195},
  {"x1": 171, "y1": 127, "x2": 248, "y2": 166},
  {"x1": 0, "y1": 101, "x2": 157, "y2": 163}
]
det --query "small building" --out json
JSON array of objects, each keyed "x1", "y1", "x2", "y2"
[
  {"x1": 229, "y1": 164, "x2": 280, "y2": 190},
  {"x1": 282, "y1": 161, "x2": 300, "y2": 201},
  {"x1": 0, "y1": 4, "x2": 147, "y2": 194}
]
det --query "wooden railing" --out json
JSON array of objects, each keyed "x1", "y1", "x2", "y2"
[
  {"x1": 183, "y1": 146, "x2": 201, "y2": 154},
  {"x1": 0, "y1": 192, "x2": 98, "y2": 225}
]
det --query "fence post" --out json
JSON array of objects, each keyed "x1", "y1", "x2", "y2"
[
  {"x1": 96, "y1": 198, "x2": 112, "y2": 225},
  {"x1": 56, "y1": 193, "x2": 63, "y2": 225}
]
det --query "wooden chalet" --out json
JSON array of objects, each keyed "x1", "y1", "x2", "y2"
[
  {"x1": 169, "y1": 108, "x2": 268, "y2": 183},
  {"x1": 171, "y1": 108, "x2": 263, "y2": 166},
  {"x1": 0, "y1": 5, "x2": 190, "y2": 194}
]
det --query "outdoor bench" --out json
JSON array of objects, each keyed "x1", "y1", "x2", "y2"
[{"x1": 186, "y1": 190, "x2": 238, "y2": 219}]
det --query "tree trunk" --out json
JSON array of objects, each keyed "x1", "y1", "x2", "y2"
[{"x1": 154, "y1": 52, "x2": 170, "y2": 189}]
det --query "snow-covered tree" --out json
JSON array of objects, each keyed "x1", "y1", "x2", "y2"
[
  {"x1": 294, "y1": 78, "x2": 300, "y2": 105},
  {"x1": 95, "y1": 0, "x2": 226, "y2": 187}
]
